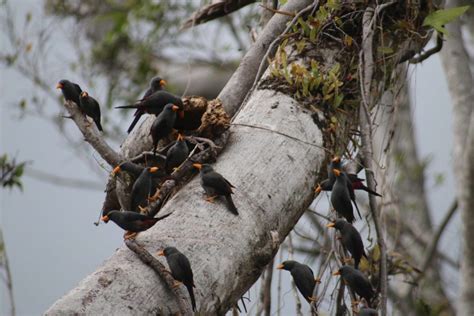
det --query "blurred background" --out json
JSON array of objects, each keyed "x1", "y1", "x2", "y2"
[{"x1": 0, "y1": 0, "x2": 461, "y2": 315}]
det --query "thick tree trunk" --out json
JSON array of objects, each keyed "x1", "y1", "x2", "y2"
[
  {"x1": 46, "y1": 1, "x2": 430, "y2": 314},
  {"x1": 440, "y1": 1, "x2": 474, "y2": 314}
]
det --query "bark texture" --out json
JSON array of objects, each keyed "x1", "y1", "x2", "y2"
[
  {"x1": 46, "y1": 88, "x2": 325, "y2": 315},
  {"x1": 440, "y1": 1, "x2": 474, "y2": 314}
]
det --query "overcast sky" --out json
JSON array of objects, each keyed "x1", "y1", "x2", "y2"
[{"x1": 0, "y1": 1, "x2": 460, "y2": 315}]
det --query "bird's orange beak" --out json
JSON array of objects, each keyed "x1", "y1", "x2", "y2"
[
  {"x1": 150, "y1": 167, "x2": 159, "y2": 173},
  {"x1": 315, "y1": 184, "x2": 322, "y2": 193},
  {"x1": 332, "y1": 156, "x2": 341, "y2": 163},
  {"x1": 80, "y1": 91, "x2": 88, "y2": 98},
  {"x1": 157, "y1": 250, "x2": 165, "y2": 256},
  {"x1": 326, "y1": 222, "x2": 336, "y2": 228},
  {"x1": 112, "y1": 166, "x2": 121, "y2": 175},
  {"x1": 276, "y1": 264, "x2": 284, "y2": 270},
  {"x1": 332, "y1": 169, "x2": 341, "y2": 176},
  {"x1": 177, "y1": 133, "x2": 184, "y2": 141},
  {"x1": 56, "y1": 83, "x2": 63, "y2": 89},
  {"x1": 332, "y1": 271, "x2": 341, "y2": 276},
  {"x1": 193, "y1": 163, "x2": 202, "y2": 170},
  {"x1": 160, "y1": 79, "x2": 167, "y2": 87},
  {"x1": 101, "y1": 215, "x2": 109, "y2": 223},
  {"x1": 172, "y1": 105, "x2": 180, "y2": 112}
]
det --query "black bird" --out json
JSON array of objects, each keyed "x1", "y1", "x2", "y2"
[
  {"x1": 101, "y1": 210, "x2": 171, "y2": 239},
  {"x1": 79, "y1": 91, "x2": 103, "y2": 131},
  {"x1": 165, "y1": 133, "x2": 189, "y2": 173},
  {"x1": 112, "y1": 164, "x2": 163, "y2": 213},
  {"x1": 331, "y1": 169, "x2": 355, "y2": 223},
  {"x1": 333, "y1": 265, "x2": 374, "y2": 306},
  {"x1": 193, "y1": 163, "x2": 238, "y2": 215},
  {"x1": 116, "y1": 90, "x2": 183, "y2": 134},
  {"x1": 150, "y1": 104, "x2": 180, "y2": 153},
  {"x1": 277, "y1": 260, "x2": 316, "y2": 303},
  {"x1": 127, "y1": 77, "x2": 167, "y2": 133},
  {"x1": 316, "y1": 156, "x2": 381, "y2": 198},
  {"x1": 327, "y1": 219, "x2": 367, "y2": 269},
  {"x1": 56, "y1": 79, "x2": 82, "y2": 106},
  {"x1": 158, "y1": 247, "x2": 196, "y2": 311}
]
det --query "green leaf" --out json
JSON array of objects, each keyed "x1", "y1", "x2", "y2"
[{"x1": 423, "y1": 5, "x2": 470, "y2": 35}]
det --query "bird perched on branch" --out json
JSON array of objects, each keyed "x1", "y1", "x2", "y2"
[
  {"x1": 157, "y1": 247, "x2": 196, "y2": 311},
  {"x1": 56, "y1": 79, "x2": 82, "y2": 106},
  {"x1": 116, "y1": 90, "x2": 184, "y2": 134},
  {"x1": 333, "y1": 265, "x2": 374, "y2": 307},
  {"x1": 315, "y1": 156, "x2": 381, "y2": 197},
  {"x1": 331, "y1": 168, "x2": 355, "y2": 223},
  {"x1": 193, "y1": 163, "x2": 238, "y2": 215},
  {"x1": 165, "y1": 134, "x2": 189, "y2": 174},
  {"x1": 277, "y1": 260, "x2": 317, "y2": 303},
  {"x1": 150, "y1": 104, "x2": 180, "y2": 153},
  {"x1": 125, "y1": 77, "x2": 167, "y2": 133},
  {"x1": 327, "y1": 219, "x2": 367, "y2": 269},
  {"x1": 79, "y1": 91, "x2": 103, "y2": 131},
  {"x1": 101, "y1": 210, "x2": 171, "y2": 240},
  {"x1": 112, "y1": 164, "x2": 164, "y2": 213}
]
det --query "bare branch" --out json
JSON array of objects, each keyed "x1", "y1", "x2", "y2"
[
  {"x1": 181, "y1": 0, "x2": 257, "y2": 30},
  {"x1": 256, "y1": 258, "x2": 274, "y2": 316},
  {"x1": 63, "y1": 100, "x2": 122, "y2": 167}
]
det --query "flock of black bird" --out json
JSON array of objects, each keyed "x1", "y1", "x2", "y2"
[{"x1": 57, "y1": 78, "x2": 381, "y2": 313}]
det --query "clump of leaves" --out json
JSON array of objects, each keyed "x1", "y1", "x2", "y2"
[
  {"x1": 1, "y1": 154, "x2": 27, "y2": 190},
  {"x1": 423, "y1": 5, "x2": 470, "y2": 35}
]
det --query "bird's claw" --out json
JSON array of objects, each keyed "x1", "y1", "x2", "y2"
[
  {"x1": 205, "y1": 196, "x2": 217, "y2": 203},
  {"x1": 138, "y1": 205, "x2": 148, "y2": 214},
  {"x1": 124, "y1": 231, "x2": 138, "y2": 240},
  {"x1": 172, "y1": 281, "x2": 182, "y2": 289}
]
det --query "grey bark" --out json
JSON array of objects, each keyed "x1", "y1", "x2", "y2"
[
  {"x1": 440, "y1": 1, "x2": 474, "y2": 314},
  {"x1": 45, "y1": 88, "x2": 325, "y2": 314}
]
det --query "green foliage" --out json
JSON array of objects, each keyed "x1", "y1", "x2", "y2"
[
  {"x1": 1, "y1": 154, "x2": 27, "y2": 191},
  {"x1": 423, "y1": 5, "x2": 470, "y2": 35}
]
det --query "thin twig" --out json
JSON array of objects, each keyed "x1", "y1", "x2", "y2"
[
  {"x1": 124, "y1": 239, "x2": 193, "y2": 315},
  {"x1": 256, "y1": 258, "x2": 274, "y2": 316},
  {"x1": 412, "y1": 199, "x2": 458, "y2": 285},
  {"x1": 288, "y1": 233, "x2": 303, "y2": 316},
  {"x1": 358, "y1": 6, "x2": 390, "y2": 315},
  {"x1": 0, "y1": 228, "x2": 15, "y2": 316}
]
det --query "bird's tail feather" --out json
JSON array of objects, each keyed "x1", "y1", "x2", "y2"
[
  {"x1": 225, "y1": 195, "x2": 239, "y2": 215},
  {"x1": 127, "y1": 113, "x2": 142, "y2": 133},
  {"x1": 115, "y1": 104, "x2": 138, "y2": 109},
  {"x1": 185, "y1": 284, "x2": 196, "y2": 312},
  {"x1": 353, "y1": 200, "x2": 363, "y2": 220}
]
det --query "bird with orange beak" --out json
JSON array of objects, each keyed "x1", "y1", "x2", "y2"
[
  {"x1": 115, "y1": 90, "x2": 184, "y2": 134},
  {"x1": 277, "y1": 260, "x2": 317, "y2": 303},
  {"x1": 157, "y1": 247, "x2": 196, "y2": 311},
  {"x1": 332, "y1": 265, "x2": 374, "y2": 307},
  {"x1": 101, "y1": 210, "x2": 171, "y2": 240},
  {"x1": 56, "y1": 79, "x2": 82, "y2": 107},
  {"x1": 330, "y1": 168, "x2": 356, "y2": 223},
  {"x1": 112, "y1": 163, "x2": 164, "y2": 213},
  {"x1": 79, "y1": 91, "x2": 103, "y2": 131},
  {"x1": 150, "y1": 104, "x2": 181, "y2": 154},
  {"x1": 193, "y1": 163, "x2": 238, "y2": 215},
  {"x1": 327, "y1": 219, "x2": 367, "y2": 269}
]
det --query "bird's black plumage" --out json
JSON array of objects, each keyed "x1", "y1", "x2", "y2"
[
  {"x1": 79, "y1": 91, "x2": 103, "y2": 131},
  {"x1": 328, "y1": 219, "x2": 367, "y2": 269},
  {"x1": 101, "y1": 211, "x2": 170, "y2": 238},
  {"x1": 331, "y1": 169, "x2": 355, "y2": 223},
  {"x1": 194, "y1": 164, "x2": 238, "y2": 215},
  {"x1": 150, "y1": 104, "x2": 179, "y2": 153},
  {"x1": 334, "y1": 265, "x2": 374, "y2": 306},
  {"x1": 159, "y1": 247, "x2": 196, "y2": 311},
  {"x1": 277, "y1": 260, "x2": 316, "y2": 303},
  {"x1": 165, "y1": 134, "x2": 189, "y2": 173},
  {"x1": 56, "y1": 79, "x2": 82, "y2": 106},
  {"x1": 116, "y1": 90, "x2": 182, "y2": 134}
]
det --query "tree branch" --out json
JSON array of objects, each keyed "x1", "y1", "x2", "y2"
[
  {"x1": 63, "y1": 100, "x2": 122, "y2": 167},
  {"x1": 124, "y1": 239, "x2": 193, "y2": 315}
]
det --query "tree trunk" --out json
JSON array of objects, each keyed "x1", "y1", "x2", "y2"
[
  {"x1": 46, "y1": 2, "x2": 430, "y2": 314},
  {"x1": 440, "y1": 1, "x2": 474, "y2": 314}
]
